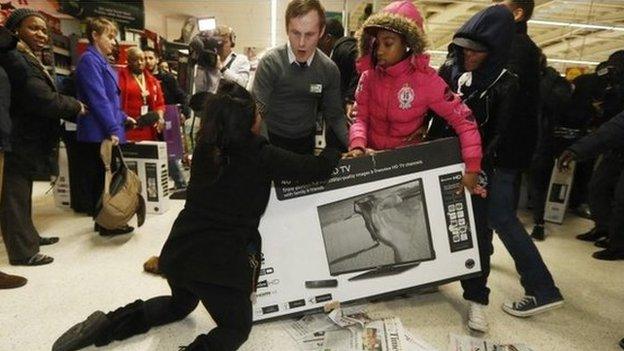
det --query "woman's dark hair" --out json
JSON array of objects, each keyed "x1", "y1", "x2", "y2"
[{"x1": 196, "y1": 80, "x2": 257, "y2": 179}]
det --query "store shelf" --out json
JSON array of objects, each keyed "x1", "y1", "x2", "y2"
[{"x1": 53, "y1": 46, "x2": 70, "y2": 57}]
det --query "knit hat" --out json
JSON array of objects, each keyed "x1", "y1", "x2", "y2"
[
  {"x1": 357, "y1": 0, "x2": 427, "y2": 58},
  {"x1": 4, "y1": 8, "x2": 46, "y2": 32}
]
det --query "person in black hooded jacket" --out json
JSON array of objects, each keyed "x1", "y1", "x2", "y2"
[
  {"x1": 52, "y1": 80, "x2": 341, "y2": 351},
  {"x1": 528, "y1": 56, "x2": 573, "y2": 240},
  {"x1": 429, "y1": 4, "x2": 563, "y2": 332}
]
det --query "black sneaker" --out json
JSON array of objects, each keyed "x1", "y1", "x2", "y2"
[
  {"x1": 592, "y1": 249, "x2": 624, "y2": 261},
  {"x1": 619, "y1": 337, "x2": 623, "y2": 349},
  {"x1": 502, "y1": 295, "x2": 564, "y2": 317},
  {"x1": 594, "y1": 237, "x2": 610, "y2": 249},
  {"x1": 531, "y1": 225, "x2": 545, "y2": 241},
  {"x1": 576, "y1": 227, "x2": 607, "y2": 242},
  {"x1": 52, "y1": 311, "x2": 110, "y2": 351}
]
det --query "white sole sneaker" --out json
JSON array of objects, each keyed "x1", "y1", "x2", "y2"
[
  {"x1": 502, "y1": 299, "x2": 564, "y2": 317},
  {"x1": 467, "y1": 320, "x2": 489, "y2": 333}
]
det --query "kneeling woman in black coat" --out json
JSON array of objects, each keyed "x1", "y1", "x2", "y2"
[{"x1": 53, "y1": 80, "x2": 342, "y2": 351}]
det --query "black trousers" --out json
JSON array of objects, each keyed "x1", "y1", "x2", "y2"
[
  {"x1": 268, "y1": 131, "x2": 315, "y2": 155},
  {"x1": 529, "y1": 153, "x2": 555, "y2": 225},
  {"x1": 74, "y1": 141, "x2": 105, "y2": 217},
  {"x1": 588, "y1": 151, "x2": 624, "y2": 250},
  {"x1": 61, "y1": 130, "x2": 92, "y2": 214},
  {"x1": 95, "y1": 278, "x2": 252, "y2": 351},
  {"x1": 0, "y1": 161, "x2": 40, "y2": 262},
  {"x1": 460, "y1": 195, "x2": 493, "y2": 305}
]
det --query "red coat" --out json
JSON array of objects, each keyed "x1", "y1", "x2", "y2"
[{"x1": 119, "y1": 68, "x2": 165, "y2": 141}]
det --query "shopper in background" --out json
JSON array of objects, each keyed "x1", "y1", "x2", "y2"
[
  {"x1": 215, "y1": 25, "x2": 251, "y2": 89},
  {"x1": 119, "y1": 46, "x2": 165, "y2": 142},
  {"x1": 144, "y1": 47, "x2": 189, "y2": 189},
  {"x1": 252, "y1": 0, "x2": 349, "y2": 154},
  {"x1": 53, "y1": 80, "x2": 341, "y2": 351},
  {"x1": 0, "y1": 25, "x2": 27, "y2": 287},
  {"x1": 528, "y1": 55, "x2": 572, "y2": 240},
  {"x1": 559, "y1": 113, "x2": 624, "y2": 261},
  {"x1": 144, "y1": 47, "x2": 190, "y2": 116},
  {"x1": 431, "y1": 5, "x2": 563, "y2": 330},
  {"x1": 319, "y1": 18, "x2": 358, "y2": 151},
  {"x1": 74, "y1": 17, "x2": 132, "y2": 236},
  {"x1": 0, "y1": 9, "x2": 85, "y2": 266},
  {"x1": 492, "y1": 0, "x2": 540, "y2": 207}
]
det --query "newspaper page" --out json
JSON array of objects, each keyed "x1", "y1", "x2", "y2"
[
  {"x1": 284, "y1": 313, "x2": 340, "y2": 343},
  {"x1": 448, "y1": 333, "x2": 534, "y2": 351},
  {"x1": 321, "y1": 317, "x2": 404, "y2": 351}
]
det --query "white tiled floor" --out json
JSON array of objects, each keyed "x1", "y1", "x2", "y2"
[{"x1": 1, "y1": 182, "x2": 623, "y2": 350}]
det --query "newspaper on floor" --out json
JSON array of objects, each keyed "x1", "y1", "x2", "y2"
[
  {"x1": 319, "y1": 317, "x2": 405, "y2": 351},
  {"x1": 448, "y1": 333, "x2": 534, "y2": 351},
  {"x1": 284, "y1": 303, "x2": 370, "y2": 343},
  {"x1": 285, "y1": 302, "x2": 438, "y2": 351}
]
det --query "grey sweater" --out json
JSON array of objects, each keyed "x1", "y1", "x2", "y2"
[{"x1": 252, "y1": 44, "x2": 347, "y2": 146}]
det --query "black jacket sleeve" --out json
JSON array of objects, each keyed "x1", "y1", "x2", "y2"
[
  {"x1": 260, "y1": 146, "x2": 341, "y2": 182},
  {"x1": 569, "y1": 111, "x2": 624, "y2": 160},
  {"x1": 25, "y1": 72, "x2": 81, "y2": 122}
]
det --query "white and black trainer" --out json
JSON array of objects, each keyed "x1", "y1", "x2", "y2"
[{"x1": 502, "y1": 295, "x2": 564, "y2": 318}]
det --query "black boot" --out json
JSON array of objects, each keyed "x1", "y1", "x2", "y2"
[
  {"x1": 95, "y1": 299, "x2": 151, "y2": 346},
  {"x1": 52, "y1": 311, "x2": 110, "y2": 351},
  {"x1": 576, "y1": 227, "x2": 607, "y2": 242}
]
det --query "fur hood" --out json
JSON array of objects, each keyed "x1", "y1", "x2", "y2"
[{"x1": 356, "y1": 0, "x2": 428, "y2": 60}]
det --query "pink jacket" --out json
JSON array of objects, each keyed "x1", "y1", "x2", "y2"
[{"x1": 349, "y1": 54, "x2": 483, "y2": 172}]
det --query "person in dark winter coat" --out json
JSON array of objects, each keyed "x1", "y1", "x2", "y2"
[
  {"x1": 0, "y1": 26, "x2": 27, "y2": 289},
  {"x1": 319, "y1": 18, "x2": 359, "y2": 110},
  {"x1": 493, "y1": 0, "x2": 541, "y2": 171},
  {"x1": 430, "y1": 4, "x2": 563, "y2": 331},
  {"x1": 0, "y1": 9, "x2": 85, "y2": 266},
  {"x1": 528, "y1": 56, "x2": 573, "y2": 240},
  {"x1": 52, "y1": 80, "x2": 341, "y2": 351},
  {"x1": 559, "y1": 110, "x2": 624, "y2": 261},
  {"x1": 319, "y1": 18, "x2": 359, "y2": 152}
]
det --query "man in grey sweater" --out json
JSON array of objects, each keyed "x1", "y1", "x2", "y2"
[{"x1": 252, "y1": 0, "x2": 348, "y2": 154}]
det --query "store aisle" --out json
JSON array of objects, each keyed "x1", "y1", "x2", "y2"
[{"x1": 0, "y1": 182, "x2": 622, "y2": 351}]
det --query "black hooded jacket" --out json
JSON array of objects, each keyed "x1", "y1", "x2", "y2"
[
  {"x1": 430, "y1": 6, "x2": 528, "y2": 170},
  {"x1": 331, "y1": 36, "x2": 359, "y2": 104}
]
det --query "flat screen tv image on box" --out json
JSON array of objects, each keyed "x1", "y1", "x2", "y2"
[{"x1": 318, "y1": 179, "x2": 434, "y2": 278}]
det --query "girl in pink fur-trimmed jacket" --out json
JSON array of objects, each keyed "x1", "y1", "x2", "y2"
[{"x1": 347, "y1": 0, "x2": 483, "y2": 192}]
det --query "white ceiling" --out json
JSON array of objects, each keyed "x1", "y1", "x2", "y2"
[{"x1": 145, "y1": 0, "x2": 624, "y2": 72}]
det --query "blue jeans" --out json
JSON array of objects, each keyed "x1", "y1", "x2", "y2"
[
  {"x1": 488, "y1": 168, "x2": 563, "y2": 303},
  {"x1": 168, "y1": 158, "x2": 187, "y2": 189}
]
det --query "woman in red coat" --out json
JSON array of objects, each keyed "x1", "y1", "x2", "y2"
[{"x1": 119, "y1": 46, "x2": 165, "y2": 141}]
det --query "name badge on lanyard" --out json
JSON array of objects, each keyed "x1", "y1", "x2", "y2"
[{"x1": 310, "y1": 84, "x2": 323, "y2": 94}]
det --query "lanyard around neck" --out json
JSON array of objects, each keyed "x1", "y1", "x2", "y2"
[{"x1": 133, "y1": 73, "x2": 149, "y2": 100}]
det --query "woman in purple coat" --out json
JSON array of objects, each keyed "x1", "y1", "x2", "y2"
[{"x1": 74, "y1": 17, "x2": 132, "y2": 236}]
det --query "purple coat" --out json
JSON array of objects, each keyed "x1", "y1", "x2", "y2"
[{"x1": 75, "y1": 45, "x2": 126, "y2": 143}]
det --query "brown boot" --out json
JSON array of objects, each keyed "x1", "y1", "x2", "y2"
[
  {"x1": 143, "y1": 256, "x2": 160, "y2": 275},
  {"x1": 0, "y1": 270, "x2": 27, "y2": 289}
]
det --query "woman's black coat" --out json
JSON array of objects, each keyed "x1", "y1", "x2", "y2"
[{"x1": 159, "y1": 136, "x2": 340, "y2": 292}]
